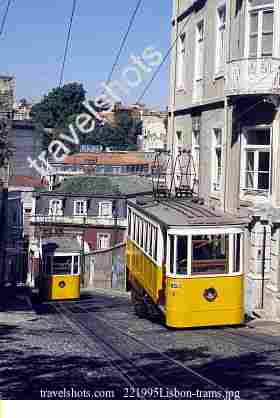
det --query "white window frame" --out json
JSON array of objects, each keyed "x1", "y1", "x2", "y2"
[
  {"x1": 176, "y1": 32, "x2": 186, "y2": 90},
  {"x1": 74, "y1": 200, "x2": 87, "y2": 216},
  {"x1": 194, "y1": 19, "x2": 205, "y2": 82},
  {"x1": 97, "y1": 233, "x2": 111, "y2": 250},
  {"x1": 241, "y1": 126, "x2": 272, "y2": 193},
  {"x1": 212, "y1": 128, "x2": 223, "y2": 192},
  {"x1": 192, "y1": 129, "x2": 200, "y2": 181},
  {"x1": 98, "y1": 201, "x2": 113, "y2": 218},
  {"x1": 167, "y1": 230, "x2": 244, "y2": 277},
  {"x1": 215, "y1": 3, "x2": 226, "y2": 76},
  {"x1": 245, "y1": 1, "x2": 275, "y2": 58},
  {"x1": 49, "y1": 199, "x2": 63, "y2": 216}
]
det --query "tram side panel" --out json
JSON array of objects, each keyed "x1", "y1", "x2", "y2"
[{"x1": 126, "y1": 240, "x2": 163, "y2": 305}]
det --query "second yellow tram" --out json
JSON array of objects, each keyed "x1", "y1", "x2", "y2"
[{"x1": 126, "y1": 198, "x2": 247, "y2": 328}]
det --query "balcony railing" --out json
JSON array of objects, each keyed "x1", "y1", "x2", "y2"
[
  {"x1": 225, "y1": 58, "x2": 280, "y2": 96},
  {"x1": 31, "y1": 215, "x2": 127, "y2": 228}
]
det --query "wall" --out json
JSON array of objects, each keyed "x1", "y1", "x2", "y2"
[{"x1": 83, "y1": 243, "x2": 126, "y2": 290}]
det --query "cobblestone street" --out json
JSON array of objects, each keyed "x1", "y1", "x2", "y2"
[{"x1": 1, "y1": 289, "x2": 280, "y2": 400}]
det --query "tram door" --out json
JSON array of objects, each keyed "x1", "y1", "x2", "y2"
[{"x1": 40, "y1": 253, "x2": 81, "y2": 301}]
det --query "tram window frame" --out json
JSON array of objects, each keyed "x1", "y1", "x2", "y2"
[
  {"x1": 154, "y1": 227, "x2": 158, "y2": 261},
  {"x1": 233, "y1": 233, "x2": 242, "y2": 273},
  {"x1": 128, "y1": 208, "x2": 131, "y2": 238},
  {"x1": 145, "y1": 223, "x2": 150, "y2": 253},
  {"x1": 167, "y1": 231, "x2": 243, "y2": 276},
  {"x1": 73, "y1": 255, "x2": 80, "y2": 275},
  {"x1": 192, "y1": 234, "x2": 229, "y2": 275},
  {"x1": 149, "y1": 225, "x2": 153, "y2": 257},
  {"x1": 52, "y1": 255, "x2": 73, "y2": 275},
  {"x1": 133, "y1": 213, "x2": 137, "y2": 241},
  {"x1": 141, "y1": 220, "x2": 145, "y2": 248},
  {"x1": 176, "y1": 236, "x2": 189, "y2": 275}
]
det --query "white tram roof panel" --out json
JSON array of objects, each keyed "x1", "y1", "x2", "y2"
[{"x1": 129, "y1": 198, "x2": 249, "y2": 228}]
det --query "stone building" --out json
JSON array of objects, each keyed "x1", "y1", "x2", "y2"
[
  {"x1": 138, "y1": 110, "x2": 168, "y2": 152},
  {"x1": 30, "y1": 175, "x2": 153, "y2": 255},
  {"x1": 169, "y1": 0, "x2": 280, "y2": 318}
]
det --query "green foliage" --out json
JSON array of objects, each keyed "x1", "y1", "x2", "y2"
[{"x1": 31, "y1": 81, "x2": 142, "y2": 152}]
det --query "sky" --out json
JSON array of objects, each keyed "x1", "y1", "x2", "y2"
[{"x1": 0, "y1": 0, "x2": 172, "y2": 109}]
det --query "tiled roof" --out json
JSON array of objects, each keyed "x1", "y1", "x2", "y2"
[
  {"x1": 9, "y1": 176, "x2": 44, "y2": 188},
  {"x1": 51, "y1": 175, "x2": 153, "y2": 196},
  {"x1": 63, "y1": 152, "x2": 151, "y2": 166}
]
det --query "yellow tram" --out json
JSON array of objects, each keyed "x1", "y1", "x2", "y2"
[
  {"x1": 39, "y1": 238, "x2": 81, "y2": 301},
  {"x1": 126, "y1": 198, "x2": 247, "y2": 328}
]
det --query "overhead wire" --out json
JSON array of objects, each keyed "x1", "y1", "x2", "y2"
[
  {"x1": 105, "y1": 0, "x2": 143, "y2": 87},
  {"x1": 59, "y1": 0, "x2": 78, "y2": 87},
  {"x1": 0, "y1": 0, "x2": 13, "y2": 37}
]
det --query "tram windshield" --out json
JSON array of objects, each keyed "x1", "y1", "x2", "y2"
[
  {"x1": 44, "y1": 255, "x2": 80, "y2": 276},
  {"x1": 53, "y1": 256, "x2": 72, "y2": 275},
  {"x1": 169, "y1": 233, "x2": 242, "y2": 276},
  {"x1": 192, "y1": 235, "x2": 229, "y2": 275}
]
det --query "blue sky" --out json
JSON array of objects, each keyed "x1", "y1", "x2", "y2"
[{"x1": 0, "y1": 0, "x2": 172, "y2": 109}]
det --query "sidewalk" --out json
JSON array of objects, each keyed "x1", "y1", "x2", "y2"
[{"x1": 0, "y1": 285, "x2": 33, "y2": 312}]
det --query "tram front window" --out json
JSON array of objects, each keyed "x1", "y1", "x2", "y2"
[
  {"x1": 192, "y1": 235, "x2": 229, "y2": 275},
  {"x1": 177, "y1": 236, "x2": 188, "y2": 275},
  {"x1": 53, "y1": 256, "x2": 72, "y2": 275}
]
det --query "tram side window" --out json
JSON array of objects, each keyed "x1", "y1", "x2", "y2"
[
  {"x1": 192, "y1": 235, "x2": 229, "y2": 275},
  {"x1": 128, "y1": 209, "x2": 131, "y2": 238},
  {"x1": 141, "y1": 220, "x2": 145, "y2": 248},
  {"x1": 233, "y1": 234, "x2": 241, "y2": 273},
  {"x1": 145, "y1": 223, "x2": 149, "y2": 253},
  {"x1": 53, "y1": 256, "x2": 72, "y2": 275},
  {"x1": 149, "y1": 226, "x2": 153, "y2": 257},
  {"x1": 177, "y1": 236, "x2": 188, "y2": 275},
  {"x1": 154, "y1": 227, "x2": 158, "y2": 261},
  {"x1": 133, "y1": 214, "x2": 137, "y2": 241}
]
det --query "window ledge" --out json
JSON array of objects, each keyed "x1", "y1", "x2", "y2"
[
  {"x1": 176, "y1": 88, "x2": 186, "y2": 93},
  {"x1": 213, "y1": 72, "x2": 225, "y2": 81}
]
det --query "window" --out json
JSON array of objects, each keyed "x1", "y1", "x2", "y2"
[
  {"x1": 99, "y1": 201, "x2": 112, "y2": 217},
  {"x1": 52, "y1": 255, "x2": 72, "y2": 275},
  {"x1": 192, "y1": 130, "x2": 200, "y2": 182},
  {"x1": 212, "y1": 128, "x2": 223, "y2": 191},
  {"x1": 49, "y1": 199, "x2": 63, "y2": 216},
  {"x1": 177, "y1": 236, "x2": 189, "y2": 275},
  {"x1": 216, "y1": 4, "x2": 226, "y2": 74},
  {"x1": 74, "y1": 200, "x2": 87, "y2": 216},
  {"x1": 177, "y1": 33, "x2": 186, "y2": 90},
  {"x1": 192, "y1": 234, "x2": 229, "y2": 275},
  {"x1": 73, "y1": 255, "x2": 80, "y2": 275},
  {"x1": 176, "y1": 130, "x2": 183, "y2": 151},
  {"x1": 249, "y1": 8, "x2": 274, "y2": 58},
  {"x1": 169, "y1": 235, "x2": 175, "y2": 274},
  {"x1": 242, "y1": 128, "x2": 271, "y2": 191},
  {"x1": 128, "y1": 208, "x2": 132, "y2": 238},
  {"x1": 195, "y1": 20, "x2": 204, "y2": 81},
  {"x1": 233, "y1": 234, "x2": 241, "y2": 273},
  {"x1": 97, "y1": 233, "x2": 111, "y2": 249}
]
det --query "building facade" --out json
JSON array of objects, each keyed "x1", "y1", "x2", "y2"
[
  {"x1": 169, "y1": 0, "x2": 280, "y2": 318},
  {"x1": 0, "y1": 191, "x2": 27, "y2": 287},
  {"x1": 30, "y1": 175, "x2": 153, "y2": 254},
  {"x1": 138, "y1": 110, "x2": 168, "y2": 152}
]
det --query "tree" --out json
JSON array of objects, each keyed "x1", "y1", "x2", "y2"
[{"x1": 31, "y1": 83, "x2": 86, "y2": 151}]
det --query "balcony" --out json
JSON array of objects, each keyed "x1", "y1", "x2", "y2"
[
  {"x1": 225, "y1": 58, "x2": 280, "y2": 96},
  {"x1": 31, "y1": 215, "x2": 127, "y2": 228}
]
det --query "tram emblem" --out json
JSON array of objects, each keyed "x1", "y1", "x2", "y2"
[{"x1": 203, "y1": 288, "x2": 218, "y2": 302}]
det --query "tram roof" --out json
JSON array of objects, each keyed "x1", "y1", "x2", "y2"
[{"x1": 128, "y1": 198, "x2": 249, "y2": 228}]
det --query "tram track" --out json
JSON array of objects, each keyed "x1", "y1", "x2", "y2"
[{"x1": 56, "y1": 300, "x2": 232, "y2": 397}]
